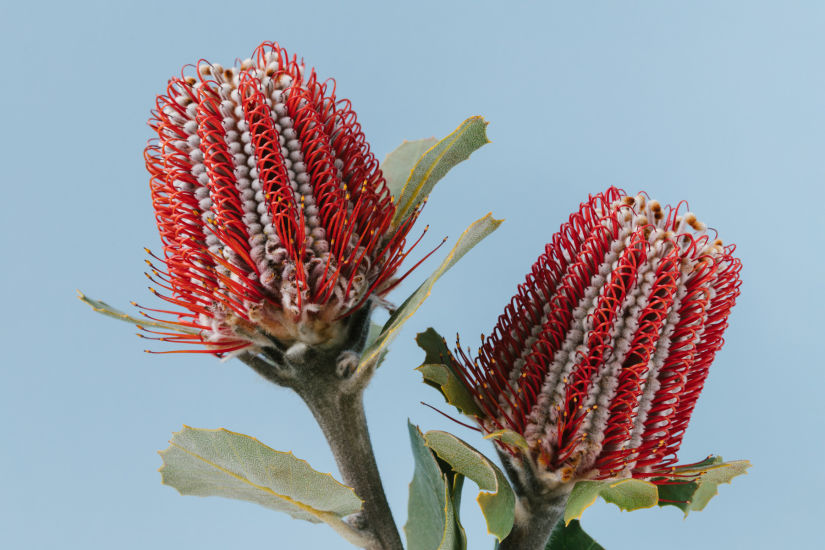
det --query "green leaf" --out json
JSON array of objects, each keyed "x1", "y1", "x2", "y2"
[
  {"x1": 561, "y1": 456, "x2": 750, "y2": 526},
  {"x1": 415, "y1": 328, "x2": 483, "y2": 417},
  {"x1": 77, "y1": 290, "x2": 198, "y2": 335},
  {"x1": 359, "y1": 213, "x2": 503, "y2": 370},
  {"x1": 361, "y1": 321, "x2": 389, "y2": 369},
  {"x1": 483, "y1": 429, "x2": 530, "y2": 453},
  {"x1": 655, "y1": 456, "x2": 751, "y2": 516},
  {"x1": 159, "y1": 427, "x2": 367, "y2": 546},
  {"x1": 364, "y1": 321, "x2": 385, "y2": 350},
  {"x1": 655, "y1": 479, "x2": 699, "y2": 515},
  {"x1": 392, "y1": 116, "x2": 490, "y2": 227},
  {"x1": 449, "y1": 474, "x2": 468, "y2": 550},
  {"x1": 564, "y1": 478, "x2": 659, "y2": 525},
  {"x1": 423, "y1": 430, "x2": 516, "y2": 541},
  {"x1": 382, "y1": 137, "x2": 439, "y2": 201},
  {"x1": 405, "y1": 422, "x2": 462, "y2": 550},
  {"x1": 546, "y1": 519, "x2": 605, "y2": 550}
]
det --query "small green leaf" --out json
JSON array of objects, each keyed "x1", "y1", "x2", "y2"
[
  {"x1": 405, "y1": 422, "x2": 461, "y2": 550},
  {"x1": 447, "y1": 470, "x2": 468, "y2": 550},
  {"x1": 77, "y1": 290, "x2": 199, "y2": 335},
  {"x1": 655, "y1": 480, "x2": 699, "y2": 515},
  {"x1": 361, "y1": 321, "x2": 389, "y2": 369},
  {"x1": 159, "y1": 427, "x2": 367, "y2": 546},
  {"x1": 382, "y1": 137, "x2": 439, "y2": 201},
  {"x1": 600, "y1": 478, "x2": 659, "y2": 512},
  {"x1": 483, "y1": 430, "x2": 530, "y2": 453},
  {"x1": 415, "y1": 328, "x2": 483, "y2": 417},
  {"x1": 656, "y1": 456, "x2": 751, "y2": 516},
  {"x1": 359, "y1": 213, "x2": 503, "y2": 370},
  {"x1": 564, "y1": 478, "x2": 658, "y2": 525},
  {"x1": 546, "y1": 519, "x2": 605, "y2": 550},
  {"x1": 392, "y1": 116, "x2": 490, "y2": 227},
  {"x1": 424, "y1": 430, "x2": 515, "y2": 541},
  {"x1": 689, "y1": 459, "x2": 750, "y2": 511},
  {"x1": 364, "y1": 321, "x2": 385, "y2": 350}
]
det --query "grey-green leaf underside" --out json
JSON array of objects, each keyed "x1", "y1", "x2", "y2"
[
  {"x1": 359, "y1": 213, "x2": 502, "y2": 370},
  {"x1": 77, "y1": 290, "x2": 198, "y2": 335},
  {"x1": 424, "y1": 430, "x2": 515, "y2": 541},
  {"x1": 405, "y1": 422, "x2": 462, "y2": 550},
  {"x1": 159, "y1": 427, "x2": 367, "y2": 545},
  {"x1": 392, "y1": 117, "x2": 489, "y2": 227},
  {"x1": 382, "y1": 137, "x2": 439, "y2": 201}
]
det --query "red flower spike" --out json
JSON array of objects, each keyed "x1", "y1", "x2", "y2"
[
  {"x1": 450, "y1": 187, "x2": 741, "y2": 485},
  {"x1": 143, "y1": 42, "x2": 423, "y2": 355}
]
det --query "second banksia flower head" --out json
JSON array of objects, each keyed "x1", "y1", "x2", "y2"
[
  {"x1": 450, "y1": 187, "x2": 741, "y2": 486},
  {"x1": 142, "y1": 42, "x2": 426, "y2": 355}
]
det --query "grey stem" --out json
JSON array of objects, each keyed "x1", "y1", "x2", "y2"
[
  {"x1": 296, "y1": 382, "x2": 403, "y2": 550},
  {"x1": 238, "y1": 352, "x2": 289, "y2": 385},
  {"x1": 498, "y1": 490, "x2": 569, "y2": 550},
  {"x1": 238, "y1": 302, "x2": 400, "y2": 550}
]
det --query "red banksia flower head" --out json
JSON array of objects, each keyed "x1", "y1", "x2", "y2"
[
  {"x1": 450, "y1": 187, "x2": 741, "y2": 487},
  {"x1": 142, "y1": 42, "x2": 425, "y2": 356}
]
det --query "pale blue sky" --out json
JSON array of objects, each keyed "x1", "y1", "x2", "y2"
[{"x1": 2, "y1": 1, "x2": 823, "y2": 548}]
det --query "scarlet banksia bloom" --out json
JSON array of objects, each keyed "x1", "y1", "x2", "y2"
[
  {"x1": 450, "y1": 187, "x2": 741, "y2": 485},
  {"x1": 141, "y1": 42, "x2": 426, "y2": 355}
]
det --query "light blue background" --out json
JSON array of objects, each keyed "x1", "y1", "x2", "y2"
[{"x1": 2, "y1": 1, "x2": 823, "y2": 548}]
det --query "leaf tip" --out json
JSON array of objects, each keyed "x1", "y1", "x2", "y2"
[{"x1": 415, "y1": 327, "x2": 438, "y2": 344}]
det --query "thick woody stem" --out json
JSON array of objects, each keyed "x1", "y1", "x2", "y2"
[
  {"x1": 239, "y1": 303, "x2": 401, "y2": 549},
  {"x1": 295, "y1": 381, "x2": 403, "y2": 550}
]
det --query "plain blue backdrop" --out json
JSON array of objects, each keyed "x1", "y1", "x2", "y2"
[{"x1": 2, "y1": 1, "x2": 823, "y2": 548}]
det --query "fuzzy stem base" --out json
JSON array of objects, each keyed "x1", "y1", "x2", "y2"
[{"x1": 498, "y1": 489, "x2": 569, "y2": 550}]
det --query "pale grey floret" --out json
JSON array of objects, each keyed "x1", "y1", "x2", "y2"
[
  {"x1": 526, "y1": 228, "x2": 630, "y2": 444},
  {"x1": 522, "y1": 272, "x2": 611, "y2": 442},
  {"x1": 182, "y1": 120, "x2": 198, "y2": 135},
  {"x1": 625, "y1": 271, "x2": 702, "y2": 472},
  {"x1": 578, "y1": 240, "x2": 670, "y2": 464}
]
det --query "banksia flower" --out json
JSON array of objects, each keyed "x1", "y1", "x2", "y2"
[
  {"x1": 450, "y1": 187, "x2": 741, "y2": 485},
  {"x1": 141, "y1": 42, "x2": 425, "y2": 355}
]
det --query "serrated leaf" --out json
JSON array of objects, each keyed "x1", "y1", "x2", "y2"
[
  {"x1": 546, "y1": 519, "x2": 605, "y2": 550},
  {"x1": 655, "y1": 480, "x2": 699, "y2": 515},
  {"x1": 655, "y1": 456, "x2": 751, "y2": 516},
  {"x1": 77, "y1": 290, "x2": 199, "y2": 335},
  {"x1": 564, "y1": 478, "x2": 658, "y2": 525},
  {"x1": 405, "y1": 422, "x2": 461, "y2": 550},
  {"x1": 483, "y1": 430, "x2": 530, "y2": 453},
  {"x1": 689, "y1": 460, "x2": 750, "y2": 511},
  {"x1": 359, "y1": 213, "x2": 502, "y2": 370},
  {"x1": 416, "y1": 328, "x2": 482, "y2": 417},
  {"x1": 392, "y1": 116, "x2": 490, "y2": 227},
  {"x1": 159, "y1": 427, "x2": 367, "y2": 545},
  {"x1": 424, "y1": 430, "x2": 515, "y2": 541},
  {"x1": 382, "y1": 137, "x2": 439, "y2": 201},
  {"x1": 600, "y1": 478, "x2": 659, "y2": 512}
]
